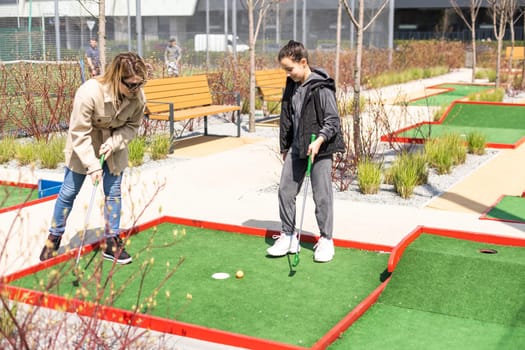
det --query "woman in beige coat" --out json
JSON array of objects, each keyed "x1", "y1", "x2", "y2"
[{"x1": 40, "y1": 52, "x2": 148, "y2": 264}]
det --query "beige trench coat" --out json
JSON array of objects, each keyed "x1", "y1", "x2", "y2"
[{"x1": 65, "y1": 78, "x2": 145, "y2": 176}]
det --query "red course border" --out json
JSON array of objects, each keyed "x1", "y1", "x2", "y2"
[
  {"x1": 479, "y1": 194, "x2": 525, "y2": 224},
  {"x1": 4, "y1": 218, "x2": 525, "y2": 349},
  {"x1": 381, "y1": 100, "x2": 525, "y2": 149},
  {"x1": 0, "y1": 215, "x2": 393, "y2": 350},
  {"x1": 0, "y1": 180, "x2": 58, "y2": 215}
]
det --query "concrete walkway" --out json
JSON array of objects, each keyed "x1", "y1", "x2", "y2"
[{"x1": 2, "y1": 68, "x2": 525, "y2": 349}]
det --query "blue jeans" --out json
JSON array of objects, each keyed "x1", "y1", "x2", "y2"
[{"x1": 49, "y1": 163, "x2": 122, "y2": 238}]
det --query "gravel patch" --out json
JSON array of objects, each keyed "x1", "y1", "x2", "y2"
[
  {"x1": 333, "y1": 149, "x2": 498, "y2": 208},
  {"x1": 257, "y1": 140, "x2": 499, "y2": 209}
]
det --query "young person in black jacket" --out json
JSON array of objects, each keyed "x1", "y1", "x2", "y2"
[{"x1": 266, "y1": 40, "x2": 345, "y2": 262}]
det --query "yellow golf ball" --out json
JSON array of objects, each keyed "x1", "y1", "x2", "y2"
[{"x1": 235, "y1": 270, "x2": 244, "y2": 279}]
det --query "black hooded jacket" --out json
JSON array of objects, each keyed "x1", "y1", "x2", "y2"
[{"x1": 279, "y1": 68, "x2": 346, "y2": 159}]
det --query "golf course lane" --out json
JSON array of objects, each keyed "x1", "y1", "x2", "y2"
[
  {"x1": 409, "y1": 83, "x2": 493, "y2": 106},
  {"x1": 9, "y1": 222, "x2": 390, "y2": 348},
  {"x1": 0, "y1": 184, "x2": 39, "y2": 209},
  {"x1": 329, "y1": 233, "x2": 525, "y2": 349},
  {"x1": 397, "y1": 102, "x2": 525, "y2": 146}
]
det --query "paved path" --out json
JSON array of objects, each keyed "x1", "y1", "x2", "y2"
[{"x1": 2, "y1": 68, "x2": 525, "y2": 349}]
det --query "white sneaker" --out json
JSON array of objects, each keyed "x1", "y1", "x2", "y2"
[
  {"x1": 314, "y1": 237, "x2": 334, "y2": 262},
  {"x1": 266, "y1": 233, "x2": 300, "y2": 256}
]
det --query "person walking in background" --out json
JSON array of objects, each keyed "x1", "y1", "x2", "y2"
[
  {"x1": 86, "y1": 38, "x2": 101, "y2": 77},
  {"x1": 164, "y1": 37, "x2": 181, "y2": 77},
  {"x1": 39, "y1": 52, "x2": 148, "y2": 265},
  {"x1": 266, "y1": 40, "x2": 346, "y2": 263}
]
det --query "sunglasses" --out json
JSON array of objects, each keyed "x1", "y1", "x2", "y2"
[{"x1": 121, "y1": 78, "x2": 145, "y2": 91}]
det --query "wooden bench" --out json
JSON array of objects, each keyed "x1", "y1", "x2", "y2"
[
  {"x1": 505, "y1": 46, "x2": 525, "y2": 60},
  {"x1": 143, "y1": 75, "x2": 241, "y2": 152},
  {"x1": 255, "y1": 69, "x2": 286, "y2": 115}
]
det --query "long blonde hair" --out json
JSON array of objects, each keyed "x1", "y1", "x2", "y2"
[{"x1": 97, "y1": 52, "x2": 148, "y2": 104}]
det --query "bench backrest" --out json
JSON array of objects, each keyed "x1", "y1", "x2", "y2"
[
  {"x1": 505, "y1": 46, "x2": 525, "y2": 60},
  {"x1": 255, "y1": 69, "x2": 286, "y2": 98},
  {"x1": 144, "y1": 75, "x2": 213, "y2": 113}
]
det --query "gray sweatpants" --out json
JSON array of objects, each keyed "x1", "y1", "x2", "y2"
[{"x1": 278, "y1": 153, "x2": 334, "y2": 239}]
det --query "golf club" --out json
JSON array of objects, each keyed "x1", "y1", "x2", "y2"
[
  {"x1": 72, "y1": 155, "x2": 104, "y2": 287},
  {"x1": 291, "y1": 134, "x2": 316, "y2": 268}
]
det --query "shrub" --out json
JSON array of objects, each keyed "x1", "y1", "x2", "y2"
[
  {"x1": 367, "y1": 66, "x2": 449, "y2": 88},
  {"x1": 411, "y1": 151, "x2": 429, "y2": 185},
  {"x1": 390, "y1": 152, "x2": 422, "y2": 199},
  {"x1": 15, "y1": 141, "x2": 37, "y2": 165},
  {"x1": 444, "y1": 133, "x2": 467, "y2": 166},
  {"x1": 150, "y1": 134, "x2": 171, "y2": 160},
  {"x1": 467, "y1": 87, "x2": 504, "y2": 102},
  {"x1": 0, "y1": 136, "x2": 16, "y2": 164},
  {"x1": 128, "y1": 137, "x2": 146, "y2": 167},
  {"x1": 357, "y1": 158, "x2": 382, "y2": 194},
  {"x1": 0, "y1": 302, "x2": 17, "y2": 339},
  {"x1": 425, "y1": 133, "x2": 466, "y2": 174},
  {"x1": 433, "y1": 104, "x2": 448, "y2": 122},
  {"x1": 475, "y1": 68, "x2": 493, "y2": 80},
  {"x1": 466, "y1": 131, "x2": 487, "y2": 155},
  {"x1": 425, "y1": 138, "x2": 453, "y2": 174},
  {"x1": 37, "y1": 134, "x2": 66, "y2": 169}
]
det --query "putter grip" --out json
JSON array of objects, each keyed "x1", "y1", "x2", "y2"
[
  {"x1": 306, "y1": 134, "x2": 316, "y2": 176},
  {"x1": 95, "y1": 154, "x2": 105, "y2": 186}
]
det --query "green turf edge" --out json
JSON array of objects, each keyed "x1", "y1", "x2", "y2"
[
  {"x1": 328, "y1": 234, "x2": 525, "y2": 349},
  {"x1": 0, "y1": 184, "x2": 39, "y2": 209},
  {"x1": 9, "y1": 223, "x2": 390, "y2": 348},
  {"x1": 485, "y1": 195, "x2": 525, "y2": 223},
  {"x1": 328, "y1": 304, "x2": 525, "y2": 350}
]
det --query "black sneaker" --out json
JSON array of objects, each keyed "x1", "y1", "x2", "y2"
[
  {"x1": 39, "y1": 234, "x2": 62, "y2": 261},
  {"x1": 102, "y1": 236, "x2": 132, "y2": 265}
]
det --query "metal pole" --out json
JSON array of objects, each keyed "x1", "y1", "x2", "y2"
[
  {"x1": 136, "y1": 0, "x2": 142, "y2": 57},
  {"x1": 232, "y1": 0, "x2": 237, "y2": 59},
  {"x1": 42, "y1": 14, "x2": 46, "y2": 60},
  {"x1": 206, "y1": 0, "x2": 209, "y2": 67},
  {"x1": 127, "y1": 0, "x2": 131, "y2": 51},
  {"x1": 224, "y1": 0, "x2": 228, "y2": 52},
  {"x1": 54, "y1": 0, "x2": 60, "y2": 60},
  {"x1": 388, "y1": 0, "x2": 394, "y2": 65},
  {"x1": 293, "y1": 0, "x2": 297, "y2": 40},
  {"x1": 29, "y1": 0, "x2": 32, "y2": 58},
  {"x1": 302, "y1": 0, "x2": 306, "y2": 46},
  {"x1": 276, "y1": 2, "x2": 280, "y2": 44}
]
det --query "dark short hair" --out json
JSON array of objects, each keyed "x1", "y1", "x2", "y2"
[
  {"x1": 169, "y1": 38, "x2": 176, "y2": 42},
  {"x1": 278, "y1": 40, "x2": 308, "y2": 63}
]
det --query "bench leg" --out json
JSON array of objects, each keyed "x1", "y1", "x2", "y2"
[
  {"x1": 169, "y1": 104, "x2": 175, "y2": 153},
  {"x1": 204, "y1": 116, "x2": 208, "y2": 136},
  {"x1": 236, "y1": 110, "x2": 241, "y2": 137}
]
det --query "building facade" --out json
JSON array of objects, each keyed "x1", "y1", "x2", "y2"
[{"x1": 0, "y1": 0, "x2": 512, "y2": 61}]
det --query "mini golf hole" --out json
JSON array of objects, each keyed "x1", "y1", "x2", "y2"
[{"x1": 479, "y1": 248, "x2": 498, "y2": 254}]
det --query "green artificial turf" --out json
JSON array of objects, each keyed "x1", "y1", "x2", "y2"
[
  {"x1": 329, "y1": 234, "x2": 525, "y2": 349},
  {"x1": 398, "y1": 102, "x2": 525, "y2": 145},
  {"x1": 10, "y1": 223, "x2": 390, "y2": 347},
  {"x1": 409, "y1": 84, "x2": 493, "y2": 106},
  {"x1": 0, "y1": 184, "x2": 39, "y2": 209},
  {"x1": 485, "y1": 195, "x2": 525, "y2": 223}
]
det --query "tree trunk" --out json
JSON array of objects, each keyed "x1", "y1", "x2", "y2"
[
  {"x1": 471, "y1": 19, "x2": 477, "y2": 83},
  {"x1": 352, "y1": 1, "x2": 364, "y2": 160},
  {"x1": 335, "y1": 1, "x2": 342, "y2": 88},
  {"x1": 521, "y1": 14, "x2": 525, "y2": 88},
  {"x1": 248, "y1": 0, "x2": 256, "y2": 133},
  {"x1": 98, "y1": 0, "x2": 106, "y2": 74}
]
